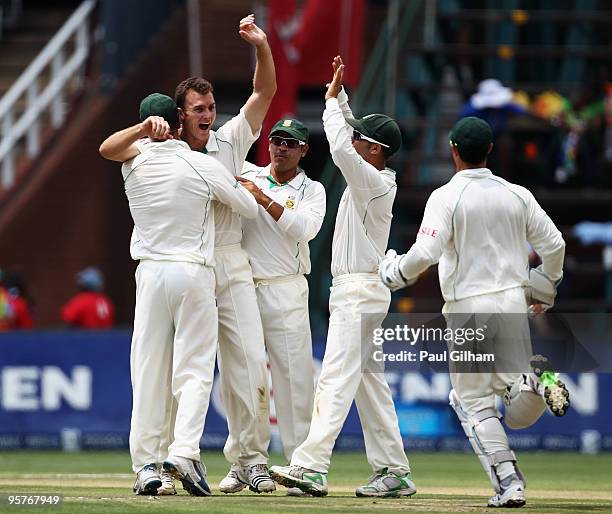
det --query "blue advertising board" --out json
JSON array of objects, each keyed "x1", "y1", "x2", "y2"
[{"x1": 1, "y1": 330, "x2": 610, "y2": 452}]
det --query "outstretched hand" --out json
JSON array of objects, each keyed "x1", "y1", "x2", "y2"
[
  {"x1": 238, "y1": 14, "x2": 268, "y2": 48},
  {"x1": 325, "y1": 55, "x2": 345, "y2": 100}
]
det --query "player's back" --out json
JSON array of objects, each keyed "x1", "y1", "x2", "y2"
[
  {"x1": 438, "y1": 169, "x2": 530, "y2": 301},
  {"x1": 122, "y1": 139, "x2": 216, "y2": 265}
]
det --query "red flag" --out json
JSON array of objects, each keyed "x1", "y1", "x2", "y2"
[
  {"x1": 256, "y1": 0, "x2": 365, "y2": 165},
  {"x1": 294, "y1": 0, "x2": 364, "y2": 87},
  {"x1": 256, "y1": 0, "x2": 299, "y2": 165}
]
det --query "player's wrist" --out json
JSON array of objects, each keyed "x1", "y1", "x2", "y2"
[{"x1": 137, "y1": 122, "x2": 149, "y2": 138}]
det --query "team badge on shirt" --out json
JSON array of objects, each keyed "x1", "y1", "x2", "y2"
[{"x1": 285, "y1": 196, "x2": 296, "y2": 209}]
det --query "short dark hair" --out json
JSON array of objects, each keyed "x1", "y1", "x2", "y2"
[
  {"x1": 174, "y1": 77, "x2": 214, "y2": 109},
  {"x1": 456, "y1": 145, "x2": 490, "y2": 165}
]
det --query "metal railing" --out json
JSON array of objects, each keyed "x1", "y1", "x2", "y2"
[{"x1": 0, "y1": 0, "x2": 96, "y2": 191}]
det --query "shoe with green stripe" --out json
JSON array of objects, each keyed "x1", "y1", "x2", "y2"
[
  {"x1": 269, "y1": 465, "x2": 328, "y2": 497},
  {"x1": 530, "y1": 354, "x2": 570, "y2": 417},
  {"x1": 355, "y1": 468, "x2": 416, "y2": 498}
]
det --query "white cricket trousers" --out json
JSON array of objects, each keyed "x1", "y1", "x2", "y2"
[
  {"x1": 291, "y1": 273, "x2": 410, "y2": 474},
  {"x1": 130, "y1": 260, "x2": 217, "y2": 473},
  {"x1": 254, "y1": 274, "x2": 315, "y2": 461},
  {"x1": 444, "y1": 287, "x2": 531, "y2": 415},
  {"x1": 216, "y1": 245, "x2": 270, "y2": 467}
]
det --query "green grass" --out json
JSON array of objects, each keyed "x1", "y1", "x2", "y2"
[{"x1": 1, "y1": 451, "x2": 611, "y2": 513}]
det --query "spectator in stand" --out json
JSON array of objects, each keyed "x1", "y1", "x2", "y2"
[
  {"x1": 0, "y1": 269, "x2": 34, "y2": 330},
  {"x1": 61, "y1": 267, "x2": 115, "y2": 329},
  {"x1": 459, "y1": 79, "x2": 529, "y2": 180},
  {"x1": 459, "y1": 79, "x2": 527, "y2": 133}
]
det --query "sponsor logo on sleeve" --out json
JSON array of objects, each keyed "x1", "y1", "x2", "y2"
[{"x1": 418, "y1": 226, "x2": 438, "y2": 238}]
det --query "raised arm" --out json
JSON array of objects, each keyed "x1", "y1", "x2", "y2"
[
  {"x1": 239, "y1": 14, "x2": 277, "y2": 135},
  {"x1": 99, "y1": 116, "x2": 171, "y2": 162},
  {"x1": 323, "y1": 56, "x2": 387, "y2": 196}
]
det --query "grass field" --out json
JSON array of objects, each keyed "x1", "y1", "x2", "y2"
[{"x1": 1, "y1": 451, "x2": 611, "y2": 513}]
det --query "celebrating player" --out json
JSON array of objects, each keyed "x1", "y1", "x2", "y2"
[
  {"x1": 270, "y1": 56, "x2": 416, "y2": 498},
  {"x1": 238, "y1": 119, "x2": 326, "y2": 495},
  {"x1": 100, "y1": 14, "x2": 277, "y2": 494},
  {"x1": 378, "y1": 116, "x2": 569, "y2": 508},
  {"x1": 114, "y1": 93, "x2": 258, "y2": 496},
  {"x1": 173, "y1": 14, "x2": 276, "y2": 495}
]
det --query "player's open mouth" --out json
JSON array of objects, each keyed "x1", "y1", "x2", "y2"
[{"x1": 199, "y1": 123, "x2": 210, "y2": 130}]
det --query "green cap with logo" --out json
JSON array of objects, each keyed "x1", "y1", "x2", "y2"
[
  {"x1": 347, "y1": 114, "x2": 402, "y2": 156},
  {"x1": 270, "y1": 118, "x2": 309, "y2": 143},
  {"x1": 449, "y1": 116, "x2": 493, "y2": 163},
  {"x1": 139, "y1": 93, "x2": 179, "y2": 125}
]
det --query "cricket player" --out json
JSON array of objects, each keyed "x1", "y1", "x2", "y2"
[
  {"x1": 237, "y1": 119, "x2": 326, "y2": 495},
  {"x1": 270, "y1": 56, "x2": 416, "y2": 498},
  {"x1": 112, "y1": 93, "x2": 258, "y2": 496},
  {"x1": 99, "y1": 14, "x2": 277, "y2": 494},
  {"x1": 378, "y1": 116, "x2": 569, "y2": 508}
]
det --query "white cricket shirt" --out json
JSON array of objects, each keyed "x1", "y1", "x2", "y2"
[
  {"x1": 323, "y1": 96, "x2": 397, "y2": 277},
  {"x1": 122, "y1": 139, "x2": 257, "y2": 266},
  {"x1": 204, "y1": 107, "x2": 261, "y2": 247},
  {"x1": 399, "y1": 168, "x2": 565, "y2": 302},
  {"x1": 240, "y1": 163, "x2": 326, "y2": 279}
]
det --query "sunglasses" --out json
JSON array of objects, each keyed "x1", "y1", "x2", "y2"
[
  {"x1": 269, "y1": 136, "x2": 305, "y2": 149},
  {"x1": 352, "y1": 130, "x2": 389, "y2": 148}
]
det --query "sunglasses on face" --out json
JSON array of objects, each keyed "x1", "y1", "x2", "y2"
[
  {"x1": 351, "y1": 130, "x2": 389, "y2": 148},
  {"x1": 269, "y1": 136, "x2": 305, "y2": 149}
]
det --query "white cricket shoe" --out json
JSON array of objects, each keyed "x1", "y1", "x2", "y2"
[
  {"x1": 133, "y1": 463, "x2": 161, "y2": 495},
  {"x1": 355, "y1": 468, "x2": 417, "y2": 498},
  {"x1": 238, "y1": 463, "x2": 276, "y2": 493},
  {"x1": 219, "y1": 468, "x2": 247, "y2": 494},
  {"x1": 488, "y1": 478, "x2": 526, "y2": 508},
  {"x1": 157, "y1": 468, "x2": 177, "y2": 495},
  {"x1": 163, "y1": 456, "x2": 211, "y2": 496},
  {"x1": 270, "y1": 464, "x2": 328, "y2": 497}
]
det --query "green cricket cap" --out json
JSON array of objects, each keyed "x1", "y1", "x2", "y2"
[
  {"x1": 449, "y1": 116, "x2": 493, "y2": 163},
  {"x1": 270, "y1": 118, "x2": 309, "y2": 143},
  {"x1": 139, "y1": 93, "x2": 178, "y2": 125},
  {"x1": 347, "y1": 113, "x2": 402, "y2": 156}
]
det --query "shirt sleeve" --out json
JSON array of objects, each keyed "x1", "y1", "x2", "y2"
[
  {"x1": 276, "y1": 181, "x2": 327, "y2": 243},
  {"x1": 203, "y1": 158, "x2": 258, "y2": 219},
  {"x1": 337, "y1": 87, "x2": 355, "y2": 120},
  {"x1": 323, "y1": 98, "x2": 389, "y2": 201},
  {"x1": 215, "y1": 107, "x2": 261, "y2": 170},
  {"x1": 399, "y1": 189, "x2": 453, "y2": 281},
  {"x1": 525, "y1": 190, "x2": 565, "y2": 282}
]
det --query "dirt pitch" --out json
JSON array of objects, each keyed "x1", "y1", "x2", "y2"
[{"x1": 1, "y1": 451, "x2": 611, "y2": 514}]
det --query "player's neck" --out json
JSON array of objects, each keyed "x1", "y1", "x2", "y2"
[
  {"x1": 456, "y1": 161, "x2": 487, "y2": 172},
  {"x1": 184, "y1": 133, "x2": 209, "y2": 153},
  {"x1": 271, "y1": 167, "x2": 299, "y2": 185},
  {"x1": 364, "y1": 154, "x2": 386, "y2": 171}
]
